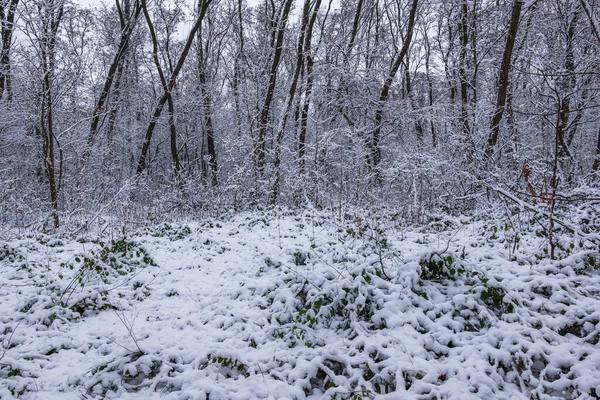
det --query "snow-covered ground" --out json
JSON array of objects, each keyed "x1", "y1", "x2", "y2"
[{"x1": 1, "y1": 210, "x2": 599, "y2": 399}]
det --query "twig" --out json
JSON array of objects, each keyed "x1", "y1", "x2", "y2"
[
  {"x1": 0, "y1": 321, "x2": 21, "y2": 364},
  {"x1": 493, "y1": 186, "x2": 600, "y2": 242},
  {"x1": 430, "y1": 225, "x2": 464, "y2": 258},
  {"x1": 512, "y1": 189, "x2": 600, "y2": 203},
  {"x1": 113, "y1": 309, "x2": 143, "y2": 354},
  {"x1": 98, "y1": 333, "x2": 135, "y2": 354},
  {"x1": 71, "y1": 179, "x2": 136, "y2": 235}
]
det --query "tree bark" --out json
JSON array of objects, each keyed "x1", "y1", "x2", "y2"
[
  {"x1": 105, "y1": 55, "x2": 126, "y2": 142},
  {"x1": 137, "y1": 0, "x2": 213, "y2": 174},
  {"x1": 333, "y1": 0, "x2": 364, "y2": 154},
  {"x1": 423, "y1": 20, "x2": 436, "y2": 147},
  {"x1": 592, "y1": 125, "x2": 600, "y2": 174},
  {"x1": 0, "y1": 0, "x2": 18, "y2": 102},
  {"x1": 580, "y1": 0, "x2": 600, "y2": 177},
  {"x1": 271, "y1": 0, "x2": 322, "y2": 203},
  {"x1": 142, "y1": 0, "x2": 180, "y2": 173},
  {"x1": 458, "y1": 0, "x2": 470, "y2": 141},
  {"x1": 37, "y1": 0, "x2": 64, "y2": 228},
  {"x1": 404, "y1": 56, "x2": 424, "y2": 140},
  {"x1": 370, "y1": 0, "x2": 419, "y2": 169},
  {"x1": 485, "y1": 0, "x2": 523, "y2": 160},
  {"x1": 255, "y1": 0, "x2": 293, "y2": 176},
  {"x1": 232, "y1": 0, "x2": 244, "y2": 139},
  {"x1": 581, "y1": 0, "x2": 600, "y2": 43},
  {"x1": 88, "y1": 0, "x2": 141, "y2": 145},
  {"x1": 299, "y1": 0, "x2": 328, "y2": 174},
  {"x1": 197, "y1": 25, "x2": 218, "y2": 186}
]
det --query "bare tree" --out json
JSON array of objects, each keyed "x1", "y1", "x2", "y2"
[
  {"x1": 0, "y1": 0, "x2": 18, "y2": 102},
  {"x1": 270, "y1": 0, "x2": 323, "y2": 203},
  {"x1": 485, "y1": 0, "x2": 524, "y2": 160},
  {"x1": 24, "y1": 0, "x2": 65, "y2": 228},
  {"x1": 369, "y1": 0, "x2": 419, "y2": 169},
  {"x1": 136, "y1": 0, "x2": 213, "y2": 174},
  {"x1": 142, "y1": 0, "x2": 181, "y2": 172},
  {"x1": 298, "y1": 0, "x2": 330, "y2": 174},
  {"x1": 579, "y1": 0, "x2": 600, "y2": 176},
  {"x1": 593, "y1": 126, "x2": 600, "y2": 175},
  {"x1": 88, "y1": 0, "x2": 142, "y2": 145},
  {"x1": 196, "y1": 1, "x2": 229, "y2": 186},
  {"x1": 457, "y1": 0, "x2": 470, "y2": 142},
  {"x1": 254, "y1": 0, "x2": 293, "y2": 176}
]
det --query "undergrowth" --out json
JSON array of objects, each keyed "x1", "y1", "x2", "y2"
[
  {"x1": 1, "y1": 208, "x2": 599, "y2": 399},
  {"x1": 259, "y1": 212, "x2": 600, "y2": 398}
]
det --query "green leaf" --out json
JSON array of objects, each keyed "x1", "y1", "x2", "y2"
[{"x1": 313, "y1": 298, "x2": 323, "y2": 312}]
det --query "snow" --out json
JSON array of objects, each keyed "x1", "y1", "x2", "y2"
[{"x1": 1, "y1": 209, "x2": 599, "y2": 399}]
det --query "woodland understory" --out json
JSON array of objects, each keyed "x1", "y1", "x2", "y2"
[{"x1": 1, "y1": 208, "x2": 600, "y2": 399}]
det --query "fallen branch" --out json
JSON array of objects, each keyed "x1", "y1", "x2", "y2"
[{"x1": 492, "y1": 186, "x2": 600, "y2": 243}]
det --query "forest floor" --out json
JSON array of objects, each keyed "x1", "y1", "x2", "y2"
[{"x1": 1, "y1": 209, "x2": 599, "y2": 399}]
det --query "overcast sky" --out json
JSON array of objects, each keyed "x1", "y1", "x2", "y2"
[{"x1": 75, "y1": 0, "x2": 338, "y2": 40}]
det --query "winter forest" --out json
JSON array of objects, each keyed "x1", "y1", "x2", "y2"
[
  {"x1": 0, "y1": 0, "x2": 597, "y2": 225},
  {"x1": 1, "y1": 0, "x2": 600, "y2": 398}
]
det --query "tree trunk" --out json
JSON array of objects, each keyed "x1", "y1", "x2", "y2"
[
  {"x1": 106, "y1": 56, "x2": 126, "y2": 142},
  {"x1": 332, "y1": 0, "x2": 364, "y2": 160},
  {"x1": 197, "y1": 36, "x2": 217, "y2": 186},
  {"x1": 423, "y1": 21, "x2": 436, "y2": 147},
  {"x1": 137, "y1": 0, "x2": 213, "y2": 174},
  {"x1": 271, "y1": 0, "x2": 321, "y2": 204},
  {"x1": 232, "y1": 0, "x2": 245, "y2": 139},
  {"x1": 404, "y1": 56, "x2": 424, "y2": 140},
  {"x1": 558, "y1": 10, "x2": 579, "y2": 162},
  {"x1": 439, "y1": 18, "x2": 456, "y2": 105},
  {"x1": 581, "y1": 0, "x2": 600, "y2": 42},
  {"x1": 370, "y1": 0, "x2": 419, "y2": 169},
  {"x1": 38, "y1": 0, "x2": 64, "y2": 228},
  {"x1": 470, "y1": 0, "x2": 479, "y2": 115},
  {"x1": 485, "y1": 0, "x2": 523, "y2": 160},
  {"x1": 458, "y1": 0, "x2": 470, "y2": 142},
  {"x1": 255, "y1": 0, "x2": 293, "y2": 176},
  {"x1": 142, "y1": 0, "x2": 180, "y2": 173},
  {"x1": 196, "y1": 6, "x2": 222, "y2": 187},
  {"x1": 592, "y1": 125, "x2": 600, "y2": 175},
  {"x1": 580, "y1": 0, "x2": 600, "y2": 177},
  {"x1": 88, "y1": 0, "x2": 141, "y2": 145},
  {"x1": 0, "y1": 0, "x2": 18, "y2": 102},
  {"x1": 299, "y1": 0, "x2": 328, "y2": 174}
]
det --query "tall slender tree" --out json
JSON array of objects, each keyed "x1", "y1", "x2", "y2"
[
  {"x1": 370, "y1": 0, "x2": 419, "y2": 169},
  {"x1": 485, "y1": 0, "x2": 524, "y2": 160},
  {"x1": 142, "y1": 0, "x2": 181, "y2": 173},
  {"x1": 270, "y1": 0, "x2": 323, "y2": 203},
  {"x1": 88, "y1": 0, "x2": 142, "y2": 145},
  {"x1": 137, "y1": 0, "x2": 213, "y2": 174},
  {"x1": 0, "y1": 0, "x2": 18, "y2": 102},
  {"x1": 24, "y1": 0, "x2": 65, "y2": 228},
  {"x1": 255, "y1": 0, "x2": 293, "y2": 176}
]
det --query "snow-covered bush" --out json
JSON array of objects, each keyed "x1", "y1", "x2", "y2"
[{"x1": 57, "y1": 238, "x2": 156, "y2": 316}]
